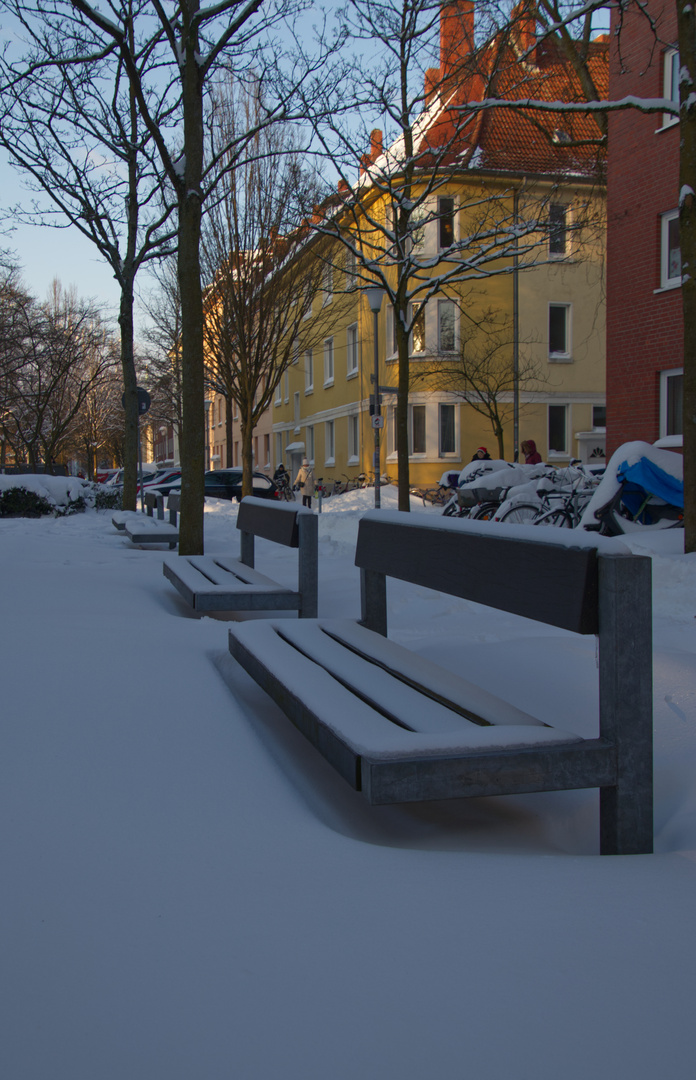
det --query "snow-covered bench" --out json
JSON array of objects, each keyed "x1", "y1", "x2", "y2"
[
  {"x1": 163, "y1": 496, "x2": 318, "y2": 618},
  {"x1": 228, "y1": 511, "x2": 653, "y2": 856},
  {"x1": 121, "y1": 492, "x2": 179, "y2": 549}
]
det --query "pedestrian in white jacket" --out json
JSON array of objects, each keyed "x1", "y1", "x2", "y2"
[{"x1": 294, "y1": 458, "x2": 315, "y2": 508}]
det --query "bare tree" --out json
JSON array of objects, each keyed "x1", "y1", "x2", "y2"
[
  {"x1": 140, "y1": 254, "x2": 184, "y2": 454},
  {"x1": 62, "y1": 0, "x2": 337, "y2": 554},
  {"x1": 0, "y1": 0, "x2": 178, "y2": 509},
  {"x1": 3, "y1": 281, "x2": 118, "y2": 470},
  {"x1": 201, "y1": 78, "x2": 346, "y2": 496},
  {"x1": 419, "y1": 305, "x2": 546, "y2": 459}
]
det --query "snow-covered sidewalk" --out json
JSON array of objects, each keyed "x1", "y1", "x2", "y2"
[{"x1": 1, "y1": 493, "x2": 695, "y2": 1079}]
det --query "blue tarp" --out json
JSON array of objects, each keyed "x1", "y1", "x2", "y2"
[{"x1": 617, "y1": 458, "x2": 684, "y2": 510}]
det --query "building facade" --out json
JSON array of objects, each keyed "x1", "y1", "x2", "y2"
[{"x1": 606, "y1": 0, "x2": 682, "y2": 455}]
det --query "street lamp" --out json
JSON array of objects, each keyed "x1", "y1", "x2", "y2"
[{"x1": 363, "y1": 283, "x2": 385, "y2": 508}]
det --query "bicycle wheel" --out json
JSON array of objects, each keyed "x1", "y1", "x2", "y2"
[
  {"x1": 472, "y1": 501, "x2": 500, "y2": 521},
  {"x1": 496, "y1": 501, "x2": 540, "y2": 524},
  {"x1": 534, "y1": 507, "x2": 573, "y2": 528}
]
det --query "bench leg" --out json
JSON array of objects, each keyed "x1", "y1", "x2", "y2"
[
  {"x1": 598, "y1": 554, "x2": 653, "y2": 855},
  {"x1": 298, "y1": 513, "x2": 318, "y2": 618}
]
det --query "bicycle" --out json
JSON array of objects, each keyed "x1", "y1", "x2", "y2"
[
  {"x1": 275, "y1": 473, "x2": 295, "y2": 502},
  {"x1": 496, "y1": 474, "x2": 596, "y2": 527}
]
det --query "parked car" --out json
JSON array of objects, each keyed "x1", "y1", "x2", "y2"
[
  {"x1": 203, "y1": 469, "x2": 280, "y2": 501},
  {"x1": 95, "y1": 468, "x2": 120, "y2": 484},
  {"x1": 138, "y1": 469, "x2": 181, "y2": 495}
]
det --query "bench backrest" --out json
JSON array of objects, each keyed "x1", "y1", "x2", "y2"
[
  {"x1": 355, "y1": 511, "x2": 606, "y2": 634},
  {"x1": 237, "y1": 496, "x2": 310, "y2": 548}
]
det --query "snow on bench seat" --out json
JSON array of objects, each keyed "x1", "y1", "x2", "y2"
[
  {"x1": 164, "y1": 555, "x2": 299, "y2": 611},
  {"x1": 125, "y1": 517, "x2": 179, "y2": 548}
]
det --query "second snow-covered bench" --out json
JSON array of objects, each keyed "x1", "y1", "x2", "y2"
[
  {"x1": 228, "y1": 511, "x2": 653, "y2": 856},
  {"x1": 163, "y1": 496, "x2": 318, "y2": 617}
]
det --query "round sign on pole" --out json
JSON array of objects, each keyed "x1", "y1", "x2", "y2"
[
  {"x1": 121, "y1": 387, "x2": 151, "y2": 414},
  {"x1": 371, "y1": 414, "x2": 384, "y2": 429}
]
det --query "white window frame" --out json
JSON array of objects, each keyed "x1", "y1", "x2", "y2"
[
  {"x1": 306, "y1": 424, "x2": 315, "y2": 464},
  {"x1": 293, "y1": 391, "x2": 301, "y2": 431},
  {"x1": 275, "y1": 433, "x2": 283, "y2": 466},
  {"x1": 274, "y1": 378, "x2": 282, "y2": 406},
  {"x1": 548, "y1": 403, "x2": 569, "y2": 456},
  {"x1": 346, "y1": 323, "x2": 359, "y2": 377},
  {"x1": 386, "y1": 305, "x2": 397, "y2": 359},
  {"x1": 548, "y1": 303, "x2": 572, "y2": 361},
  {"x1": 660, "y1": 210, "x2": 681, "y2": 289},
  {"x1": 323, "y1": 337, "x2": 334, "y2": 386},
  {"x1": 322, "y1": 263, "x2": 333, "y2": 305},
  {"x1": 345, "y1": 248, "x2": 357, "y2": 289},
  {"x1": 548, "y1": 203, "x2": 569, "y2": 258},
  {"x1": 324, "y1": 419, "x2": 335, "y2": 465},
  {"x1": 304, "y1": 349, "x2": 313, "y2": 393},
  {"x1": 283, "y1": 371, "x2": 289, "y2": 403},
  {"x1": 409, "y1": 403, "x2": 427, "y2": 456},
  {"x1": 438, "y1": 299, "x2": 456, "y2": 353},
  {"x1": 660, "y1": 367, "x2": 684, "y2": 437},
  {"x1": 409, "y1": 302, "x2": 426, "y2": 355},
  {"x1": 662, "y1": 48, "x2": 680, "y2": 129},
  {"x1": 437, "y1": 195, "x2": 455, "y2": 252},
  {"x1": 347, "y1": 413, "x2": 360, "y2": 463},
  {"x1": 438, "y1": 402, "x2": 457, "y2": 457}
]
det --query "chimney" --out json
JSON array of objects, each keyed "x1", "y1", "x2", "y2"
[
  {"x1": 370, "y1": 128, "x2": 383, "y2": 161},
  {"x1": 440, "y1": 0, "x2": 474, "y2": 79},
  {"x1": 511, "y1": 1, "x2": 536, "y2": 56},
  {"x1": 425, "y1": 67, "x2": 441, "y2": 104},
  {"x1": 337, "y1": 178, "x2": 350, "y2": 193}
]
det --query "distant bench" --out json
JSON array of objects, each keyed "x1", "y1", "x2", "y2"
[
  {"x1": 113, "y1": 492, "x2": 180, "y2": 548},
  {"x1": 163, "y1": 496, "x2": 318, "y2": 617},
  {"x1": 228, "y1": 511, "x2": 653, "y2": 856}
]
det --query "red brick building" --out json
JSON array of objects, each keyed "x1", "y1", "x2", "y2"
[{"x1": 607, "y1": 0, "x2": 683, "y2": 454}]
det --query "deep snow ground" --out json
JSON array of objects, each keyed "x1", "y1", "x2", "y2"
[{"x1": 1, "y1": 491, "x2": 695, "y2": 1079}]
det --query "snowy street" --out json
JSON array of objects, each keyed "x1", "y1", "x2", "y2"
[{"x1": 1, "y1": 490, "x2": 695, "y2": 1079}]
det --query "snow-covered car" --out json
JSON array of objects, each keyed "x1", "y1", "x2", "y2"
[{"x1": 203, "y1": 469, "x2": 280, "y2": 501}]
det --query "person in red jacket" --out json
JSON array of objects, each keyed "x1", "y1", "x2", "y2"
[{"x1": 521, "y1": 439, "x2": 542, "y2": 464}]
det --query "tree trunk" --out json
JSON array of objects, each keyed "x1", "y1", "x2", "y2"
[
  {"x1": 177, "y1": 10, "x2": 206, "y2": 556},
  {"x1": 119, "y1": 285, "x2": 139, "y2": 512},
  {"x1": 226, "y1": 396, "x2": 234, "y2": 467},
  {"x1": 678, "y1": 8, "x2": 696, "y2": 553},
  {"x1": 241, "y1": 409, "x2": 254, "y2": 498},
  {"x1": 395, "y1": 304, "x2": 411, "y2": 511}
]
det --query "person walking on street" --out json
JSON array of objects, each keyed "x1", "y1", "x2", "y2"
[
  {"x1": 521, "y1": 439, "x2": 542, "y2": 465},
  {"x1": 294, "y1": 457, "x2": 315, "y2": 508}
]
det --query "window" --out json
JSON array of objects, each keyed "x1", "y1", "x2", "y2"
[
  {"x1": 663, "y1": 48, "x2": 679, "y2": 128},
  {"x1": 306, "y1": 424, "x2": 315, "y2": 463},
  {"x1": 592, "y1": 405, "x2": 606, "y2": 429},
  {"x1": 409, "y1": 404, "x2": 426, "y2": 455},
  {"x1": 275, "y1": 433, "x2": 283, "y2": 466},
  {"x1": 253, "y1": 436, "x2": 258, "y2": 464},
  {"x1": 292, "y1": 341, "x2": 299, "y2": 365},
  {"x1": 661, "y1": 210, "x2": 681, "y2": 288},
  {"x1": 386, "y1": 305, "x2": 397, "y2": 357},
  {"x1": 304, "y1": 349, "x2": 313, "y2": 392},
  {"x1": 549, "y1": 303, "x2": 571, "y2": 359},
  {"x1": 548, "y1": 404, "x2": 568, "y2": 454},
  {"x1": 439, "y1": 403, "x2": 456, "y2": 456},
  {"x1": 438, "y1": 300, "x2": 455, "y2": 352},
  {"x1": 323, "y1": 337, "x2": 334, "y2": 385},
  {"x1": 345, "y1": 248, "x2": 357, "y2": 288},
  {"x1": 325, "y1": 419, "x2": 335, "y2": 463},
  {"x1": 660, "y1": 368, "x2": 683, "y2": 436},
  {"x1": 411, "y1": 303, "x2": 426, "y2": 354},
  {"x1": 302, "y1": 283, "x2": 312, "y2": 320},
  {"x1": 322, "y1": 264, "x2": 333, "y2": 305},
  {"x1": 284, "y1": 371, "x2": 289, "y2": 403},
  {"x1": 438, "y1": 196, "x2": 455, "y2": 250},
  {"x1": 274, "y1": 378, "x2": 282, "y2": 406},
  {"x1": 348, "y1": 414, "x2": 359, "y2": 462},
  {"x1": 549, "y1": 203, "x2": 568, "y2": 256},
  {"x1": 293, "y1": 391, "x2": 300, "y2": 429},
  {"x1": 346, "y1": 324, "x2": 359, "y2": 376},
  {"x1": 264, "y1": 434, "x2": 270, "y2": 466}
]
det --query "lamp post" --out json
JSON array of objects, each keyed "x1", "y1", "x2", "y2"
[{"x1": 363, "y1": 284, "x2": 385, "y2": 508}]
